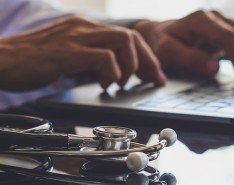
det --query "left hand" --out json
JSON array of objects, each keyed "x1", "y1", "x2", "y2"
[
  {"x1": 133, "y1": 10, "x2": 234, "y2": 76},
  {"x1": 0, "y1": 16, "x2": 166, "y2": 91}
]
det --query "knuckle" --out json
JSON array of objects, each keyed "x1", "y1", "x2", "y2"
[
  {"x1": 191, "y1": 10, "x2": 208, "y2": 19},
  {"x1": 131, "y1": 30, "x2": 143, "y2": 41},
  {"x1": 102, "y1": 49, "x2": 115, "y2": 61},
  {"x1": 131, "y1": 30, "x2": 141, "y2": 37},
  {"x1": 186, "y1": 10, "x2": 209, "y2": 23},
  {"x1": 62, "y1": 16, "x2": 79, "y2": 25},
  {"x1": 211, "y1": 10, "x2": 219, "y2": 15},
  {"x1": 117, "y1": 30, "x2": 134, "y2": 45},
  {"x1": 66, "y1": 15, "x2": 78, "y2": 21}
]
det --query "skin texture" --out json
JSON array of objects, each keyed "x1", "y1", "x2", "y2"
[
  {"x1": 133, "y1": 10, "x2": 234, "y2": 76},
  {"x1": 0, "y1": 16, "x2": 166, "y2": 91}
]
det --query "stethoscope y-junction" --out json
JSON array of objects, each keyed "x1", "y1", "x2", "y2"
[{"x1": 0, "y1": 114, "x2": 177, "y2": 185}]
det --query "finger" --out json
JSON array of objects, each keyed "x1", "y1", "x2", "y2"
[
  {"x1": 184, "y1": 10, "x2": 234, "y2": 61},
  {"x1": 67, "y1": 47, "x2": 121, "y2": 89},
  {"x1": 156, "y1": 34, "x2": 220, "y2": 76},
  {"x1": 132, "y1": 31, "x2": 167, "y2": 86},
  {"x1": 74, "y1": 28, "x2": 138, "y2": 86}
]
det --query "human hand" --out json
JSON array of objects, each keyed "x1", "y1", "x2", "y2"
[
  {"x1": 0, "y1": 16, "x2": 166, "y2": 91},
  {"x1": 133, "y1": 10, "x2": 234, "y2": 76}
]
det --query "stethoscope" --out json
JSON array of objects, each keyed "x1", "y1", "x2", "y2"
[{"x1": 0, "y1": 114, "x2": 177, "y2": 184}]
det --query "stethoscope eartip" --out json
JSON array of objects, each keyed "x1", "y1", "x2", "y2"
[
  {"x1": 159, "y1": 128, "x2": 177, "y2": 147},
  {"x1": 126, "y1": 152, "x2": 149, "y2": 172},
  {"x1": 159, "y1": 172, "x2": 177, "y2": 185}
]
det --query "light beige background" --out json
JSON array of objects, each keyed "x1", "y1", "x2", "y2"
[
  {"x1": 55, "y1": 0, "x2": 234, "y2": 20},
  {"x1": 57, "y1": 0, "x2": 107, "y2": 14}
]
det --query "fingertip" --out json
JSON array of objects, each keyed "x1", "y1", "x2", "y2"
[
  {"x1": 205, "y1": 60, "x2": 220, "y2": 75},
  {"x1": 100, "y1": 84, "x2": 109, "y2": 91},
  {"x1": 152, "y1": 70, "x2": 167, "y2": 86},
  {"x1": 117, "y1": 77, "x2": 129, "y2": 88},
  {"x1": 100, "y1": 79, "x2": 111, "y2": 90},
  {"x1": 100, "y1": 69, "x2": 122, "y2": 90},
  {"x1": 157, "y1": 70, "x2": 167, "y2": 86}
]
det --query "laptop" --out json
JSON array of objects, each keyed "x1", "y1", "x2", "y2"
[{"x1": 37, "y1": 60, "x2": 234, "y2": 130}]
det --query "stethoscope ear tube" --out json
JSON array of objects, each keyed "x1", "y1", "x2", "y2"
[
  {"x1": 0, "y1": 130, "x2": 69, "y2": 148},
  {"x1": 0, "y1": 129, "x2": 102, "y2": 149}
]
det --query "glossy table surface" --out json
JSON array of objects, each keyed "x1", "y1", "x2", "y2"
[{"x1": 0, "y1": 124, "x2": 234, "y2": 185}]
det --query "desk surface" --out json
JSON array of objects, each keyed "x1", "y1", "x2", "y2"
[{"x1": 0, "y1": 124, "x2": 234, "y2": 185}]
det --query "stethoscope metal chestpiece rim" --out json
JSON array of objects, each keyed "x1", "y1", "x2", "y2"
[{"x1": 93, "y1": 126, "x2": 137, "y2": 140}]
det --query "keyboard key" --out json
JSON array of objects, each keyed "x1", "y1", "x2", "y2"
[
  {"x1": 216, "y1": 98, "x2": 234, "y2": 104},
  {"x1": 137, "y1": 94, "x2": 179, "y2": 107},
  {"x1": 177, "y1": 102, "x2": 203, "y2": 110},
  {"x1": 196, "y1": 106, "x2": 219, "y2": 112},
  {"x1": 159, "y1": 99, "x2": 187, "y2": 108},
  {"x1": 217, "y1": 107, "x2": 234, "y2": 113},
  {"x1": 192, "y1": 98, "x2": 213, "y2": 104},
  {"x1": 205, "y1": 102, "x2": 228, "y2": 108}
]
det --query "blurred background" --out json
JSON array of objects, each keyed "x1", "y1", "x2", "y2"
[{"x1": 55, "y1": 0, "x2": 234, "y2": 21}]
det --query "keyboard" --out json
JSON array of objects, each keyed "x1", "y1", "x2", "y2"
[{"x1": 136, "y1": 80, "x2": 234, "y2": 114}]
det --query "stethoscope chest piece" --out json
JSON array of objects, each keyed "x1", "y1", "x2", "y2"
[{"x1": 93, "y1": 126, "x2": 137, "y2": 150}]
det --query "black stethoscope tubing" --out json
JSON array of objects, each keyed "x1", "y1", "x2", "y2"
[
  {"x1": 0, "y1": 162, "x2": 125, "y2": 185},
  {"x1": 0, "y1": 156, "x2": 53, "y2": 184},
  {"x1": 0, "y1": 114, "x2": 52, "y2": 132},
  {"x1": 0, "y1": 162, "x2": 160, "y2": 185}
]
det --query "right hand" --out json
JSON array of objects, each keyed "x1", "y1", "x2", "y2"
[
  {"x1": 0, "y1": 16, "x2": 166, "y2": 91},
  {"x1": 133, "y1": 10, "x2": 234, "y2": 76}
]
